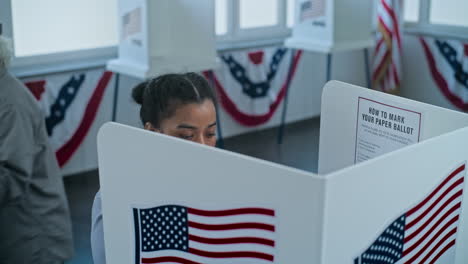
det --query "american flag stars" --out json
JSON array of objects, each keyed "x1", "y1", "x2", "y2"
[{"x1": 140, "y1": 206, "x2": 189, "y2": 252}]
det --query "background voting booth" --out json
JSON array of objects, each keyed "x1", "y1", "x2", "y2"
[
  {"x1": 107, "y1": 0, "x2": 217, "y2": 79},
  {"x1": 98, "y1": 81, "x2": 468, "y2": 264},
  {"x1": 285, "y1": 0, "x2": 373, "y2": 83},
  {"x1": 278, "y1": 0, "x2": 374, "y2": 143}
]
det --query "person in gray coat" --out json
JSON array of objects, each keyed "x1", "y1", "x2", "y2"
[{"x1": 0, "y1": 24, "x2": 74, "y2": 264}]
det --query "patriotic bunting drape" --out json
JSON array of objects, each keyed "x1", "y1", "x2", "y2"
[
  {"x1": 420, "y1": 37, "x2": 468, "y2": 111},
  {"x1": 23, "y1": 69, "x2": 113, "y2": 167},
  {"x1": 373, "y1": 0, "x2": 403, "y2": 93},
  {"x1": 205, "y1": 47, "x2": 302, "y2": 127}
]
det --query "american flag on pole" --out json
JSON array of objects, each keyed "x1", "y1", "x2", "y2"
[
  {"x1": 373, "y1": 0, "x2": 403, "y2": 93},
  {"x1": 133, "y1": 205, "x2": 276, "y2": 264},
  {"x1": 299, "y1": 0, "x2": 326, "y2": 22},
  {"x1": 354, "y1": 163, "x2": 466, "y2": 264}
]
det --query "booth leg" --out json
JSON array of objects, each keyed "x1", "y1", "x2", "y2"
[
  {"x1": 277, "y1": 49, "x2": 297, "y2": 145},
  {"x1": 112, "y1": 73, "x2": 120, "y2": 122},
  {"x1": 364, "y1": 48, "x2": 372, "y2": 89}
]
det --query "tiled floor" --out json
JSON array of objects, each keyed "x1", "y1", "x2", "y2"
[{"x1": 63, "y1": 117, "x2": 320, "y2": 264}]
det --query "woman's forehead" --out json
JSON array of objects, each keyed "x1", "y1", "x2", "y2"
[{"x1": 164, "y1": 100, "x2": 216, "y2": 127}]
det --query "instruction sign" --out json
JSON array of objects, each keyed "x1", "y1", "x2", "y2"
[{"x1": 355, "y1": 97, "x2": 422, "y2": 163}]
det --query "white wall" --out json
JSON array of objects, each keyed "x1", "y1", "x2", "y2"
[{"x1": 114, "y1": 48, "x2": 370, "y2": 138}]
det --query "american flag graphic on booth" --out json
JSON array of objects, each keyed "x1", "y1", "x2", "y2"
[
  {"x1": 132, "y1": 205, "x2": 276, "y2": 264},
  {"x1": 354, "y1": 163, "x2": 466, "y2": 264},
  {"x1": 300, "y1": 0, "x2": 326, "y2": 22}
]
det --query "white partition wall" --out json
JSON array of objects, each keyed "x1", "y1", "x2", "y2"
[{"x1": 98, "y1": 81, "x2": 468, "y2": 264}]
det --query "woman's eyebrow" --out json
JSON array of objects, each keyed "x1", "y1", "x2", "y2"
[
  {"x1": 207, "y1": 122, "x2": 217, "y2": 128},
  {"x1": 176, "y1": 124, "x2": 197, "y2": 130}
]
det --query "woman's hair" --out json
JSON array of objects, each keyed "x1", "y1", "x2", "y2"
[{"x1": 132, "y1": 72, "x2": 217, "y2": 128}]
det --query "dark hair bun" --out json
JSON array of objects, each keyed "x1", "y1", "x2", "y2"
[{"x1": 131, "y1": 81, "x2": 148, "y2": 105}]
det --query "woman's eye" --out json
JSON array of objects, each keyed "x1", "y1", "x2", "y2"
[
  {"x1": 180, "y1": 135, "x2": 194, "y2": 140},
  {"x1": 206, "y1": 133, "x2": 216, "y2": 138}
]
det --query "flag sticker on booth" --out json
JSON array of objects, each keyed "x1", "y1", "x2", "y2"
[
  {"x1": 299, "y1": 0, "x2": 326, "y2": 23},
  {"x1": 132, "y1": 205, "x2": 276, "y2": 264},
  {"x1": 354, "y1": 163, "x2": 466, "y2": 264},
  {"x1": 122, "y1": 7, "x2": 142, "y2": 41}
]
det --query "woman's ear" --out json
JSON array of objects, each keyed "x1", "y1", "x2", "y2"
[{"x1": 144, "y1": 122, "x2": 161, "y2": 133}]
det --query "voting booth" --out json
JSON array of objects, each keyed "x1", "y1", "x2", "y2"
[
  {"x1": 286, "y1": 0, "x2": 373, "y2": 52},
  {"x1": 98, "y1": 81, "x2": 468, "y2": 263},
  {"x1": 107, "y1": 0, "x2": 217, "y2": 79}
]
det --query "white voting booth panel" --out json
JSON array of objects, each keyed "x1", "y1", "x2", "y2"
[
  {"x1": 107, "y1": 0, "x2": 217, "y2": 79},
  {"x1": 319, "y1": 81, "x2": 468, "y2": 263},
  {"x1": 286, "y1": 0, "x2": 373, "y2": 52},
  {"x1": 98, "y1": 82, "x2": 468, "y2": 263},
  {"x1": 319, "y1": 81, "x2": 468, "y2": 174},
  {"x1": 98, "y1": 124, "x2": 326, "y2": 264},
  {"x1": 322, "y1": 127, "x2": 468, "y2": 263}
]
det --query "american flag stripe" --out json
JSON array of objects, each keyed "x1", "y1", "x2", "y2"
[
  {"x1": 141, "y1": 249, "x2": 274, "y2": 263},
  {"x1": 378, "y1": 15, "x2": 393, "y2": 45},
  {"x1": 142, "y1": 253, "x2": 274, "y2": 264},
  {"x1": 188, "y1": 239, "x2": 274, "y2": 254},
  {"x1": 188, "y1": 221, "x2": 274, "y2": 231},
  {"x1": 187, "y1": 207, "x2": 274, "y2": 217},
  {"x1": 392, "y1": 61, "x2": 401, "y2": 85},
  {"x1": 373, "y1": 50, "x2": 391, "y2": 82},
  {"x1": 142, "y1": 256, "x2": 202, "y2": 264},
  {"x1": 188, "y1": 247, "x2": 273, "y2": 261},
  {"x1": 405, "y1": 228, "x2": 457, "y2": 263},
  {"x1": 381, "y1": 0, "x2": 402, "y2": 50},
  {"x1": 188, "y1": 227, "x2": 275, "y2": 240},
  {"x1": 405, "y1": 184, "x2": 462, "y2": 231},
  {"x1": 404, "y1": 169, "x2": 464, "y2": 232},
  {"x1": 430, "y1": 239, "x2": 456, "y2": 263},
  {"x1": 188, "y1": 234, "x2": 274, "y2": 246},
  {"x1": 406, "y1": 164, "x2": 464, "y2": 217},
  {"x1": 373, "y1": 0, "x2": 402, "y2": 92},
  {"x1": 404, "y1": 216, "x2": 459, "y2": 259},
  {"x1": 374, "y1": 37, "x2": 385, "y2": 56},
  {"x1": 404, "y1": 204, "x2": 461, "y2": 244}
]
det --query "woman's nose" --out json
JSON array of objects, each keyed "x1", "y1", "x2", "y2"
[{"x1": 194, "y1": 135, "x2": 206, "y2": 145}]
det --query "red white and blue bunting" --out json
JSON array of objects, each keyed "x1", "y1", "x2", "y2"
[
  {"x1": 205, "y1": 47, "x2": 302, "y2": 126},
  {"x1": 421, "y1": 37, "x2": 468, "y2": 110},
  {"x1": 23, "y1": 69, "x2": 113, "y2": 167}
]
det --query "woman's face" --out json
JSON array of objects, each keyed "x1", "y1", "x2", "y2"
[{"x1": 145, "y1": 100, "x2": 217, "y2": 147}]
